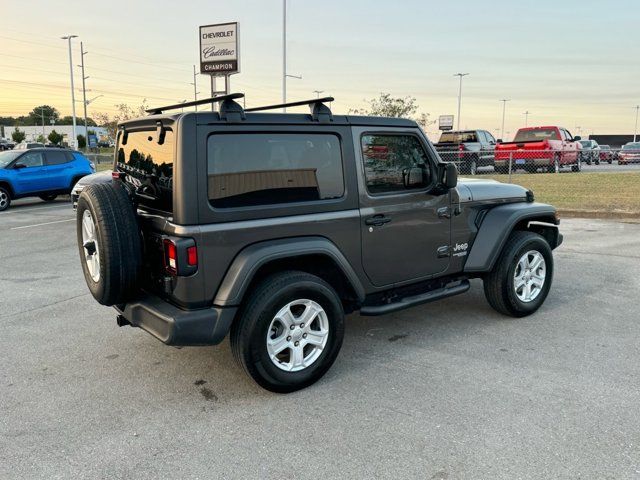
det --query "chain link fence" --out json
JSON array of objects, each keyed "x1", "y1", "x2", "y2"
[{"x1": 437, "y1": 146, "x2": 640, "y2": 215}]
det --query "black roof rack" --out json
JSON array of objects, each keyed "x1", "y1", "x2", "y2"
[
  {"x1": 146, "y1": 93, "x2": 245, "y2": 115},
  {"x1": 244, "y1": 97, "x2": 334, "y2": 112}
]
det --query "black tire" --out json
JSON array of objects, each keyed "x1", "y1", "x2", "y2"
[
  {"x1": 39, "y1": 193, "x2": 57, "y2": 202},
  {"x1": 483, "y1": 231, "x2": 554, "y2": 317},
  {"x1": 571, "y1": 155, "x2": 582, "y2": 172},
  {"x1": 0, "y1": 186, "x2": 11, "y2": 211},
  {"x1": 230, "y1": 271, "x2": 345, "y2": 393},
  {"x1": 547, "y1": 154, "x2": 560, "y2": 173},
  {"x1": 494, "y1": 165, "x2": 508, "y2": 174},
  {"x1": 463, "y1": 156, "x2": 478, "y2": 175},
  {"x1": 76, "y1": 182, "x2": 142, "y2": 306}
]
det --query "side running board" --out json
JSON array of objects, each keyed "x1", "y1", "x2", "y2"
[{"x1": 359, "y1": 280, "x2": 470, "y2": 316}]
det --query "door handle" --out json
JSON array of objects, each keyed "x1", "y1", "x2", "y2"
[{"x1": 365, "y1": 214, "x2": 391, "y2": 227}]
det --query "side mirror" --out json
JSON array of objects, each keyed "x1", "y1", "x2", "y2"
[
  {"x1": 574, "y1": 135, "x2": 581, "y2": 141},
  {"x1": 443, "y1": 162, "x2": 458, "y2": 189},
  {"x1": 14, "y1": 163, "x2": 26, "y2": 169},
  {"x1": 402, "y1": 166, "x2": 426, "y2": 188}
]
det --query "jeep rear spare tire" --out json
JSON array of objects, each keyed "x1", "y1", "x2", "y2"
[{"x1": 76, "y1": 182, "x2": 142, "y2": 306}]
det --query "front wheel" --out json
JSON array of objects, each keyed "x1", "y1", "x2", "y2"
[
  {"x1": 0, "y1": 186, "x2": 11, "y2": 211},
  {"x1": 483, "y1": 231, "x2": 554, "y2": 317},
  {"x1": 230, "y1": 271, "x2": 345, "y2": 393}
]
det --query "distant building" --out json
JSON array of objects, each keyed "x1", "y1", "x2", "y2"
[
  {"x1": 588, "y1": 134, "x2": 638, "y2": 148},
  {"x1": 1, "y1": 125, "x2": 109, "y2": 143}
]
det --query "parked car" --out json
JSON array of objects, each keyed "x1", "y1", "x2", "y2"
[
  {"x1": 578, "y1": 139, "x2": 601, "y2": 165},
  {"x1": 618, "y1": 142, "x2": 640, "y2": 165},
  {"x1": 71, "y1": 169, "x2": 112, "y2": 208},
  {"x1": 15, "y1": 142, "x2": 45, "y2": 150},
  {"x1": 0, "y1": 138, "x2": 15, "y2": 151},
  {"x1": 433, "y1": 129, "x2": 497, "y2": 175},
  {"x1": 494, "y1": 126, "x2": 581, "y2": 173},
  {"x1": 599, "y1": 145, "x2": 614, "y2": 164},
  {"x1": 0, "y1": 148, "x2": 95, "y2": 211},
  {"x1": 75, "y1": 94, "x2": 562, "y2": 392}
]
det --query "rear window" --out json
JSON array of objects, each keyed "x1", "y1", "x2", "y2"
[
  {"x1": 438, "y1": 131, "x2": 478, "y2": 143},
  {"x1": 513, "y1": 129, "x2": 560, "y2": 142},
  {"x1": 207, "y1": 133, "x2": 344, "y2": 208},
  {"x1": 622, "y1": 143, "x2": 640, "y2": 150},
  {"x1": 116, "y1": 130, "x2": 174, "y2": 212},
  {"x1": 579, "y1": 140, "x2": 591, "y2": 148}
]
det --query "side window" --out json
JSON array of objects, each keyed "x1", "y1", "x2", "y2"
[
  {"x1": 207, "y1": 133, "x2": 344, "y2": 208},
  {"x1": 484, "y1": 131, "x2": 496, "y2": 144},
  {"x1": 18, "y1": 151, "x2": 44, "y2": 168},
  {"x1": 361, "y1": 134, "x2": 431, "y2": 195},
  {"x1": 45, "y1": 150, "x2": 69, "y2": 166},
  {"x1": 563, "y1": 129, "x2": 573, "y2": 140}
]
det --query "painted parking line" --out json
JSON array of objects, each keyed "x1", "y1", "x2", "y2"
[
  {"x1": 0, "y1": 203, "x2": 71, "y2": 215},
  {"x1": 10, "y1": 218, "x2": 75, "y2": 230}
]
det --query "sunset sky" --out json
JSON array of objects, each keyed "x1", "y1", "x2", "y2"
[{"x1": 1, "y1": 0, "x2": 638, "y2": 139}]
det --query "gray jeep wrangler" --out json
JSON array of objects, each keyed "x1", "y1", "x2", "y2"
[{"x1": 76, "y1": 94, "x2": 562, "y2": 393}]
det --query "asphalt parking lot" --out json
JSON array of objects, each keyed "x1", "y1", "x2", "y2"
[{"x1": 2, "y1": 198, "x2": 640, "y2": 479}]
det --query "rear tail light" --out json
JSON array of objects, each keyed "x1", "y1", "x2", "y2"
[
  {"x1": 187, "y1": 246, "x2": 198, "y2": 267},
  {"x1": 163, "y1": 239, "x2": 177, "y2": 274}
]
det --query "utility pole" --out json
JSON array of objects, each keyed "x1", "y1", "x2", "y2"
[
  {"x1": 454, "y1": 73, "x2": 469, "y2": 131},
  {"x1": 191, "y1": 65, "x2": 200, "y2": 111},
  {"x1": 499, "y1": 99, "x2": 510, "y2": 140},
  {"x1": 523, "y1": 110, "x2": 531, "y2": 127},
  {"x1": 38, "y1": 107, "x2": 45, "y2": 140},
  {"x1": 313, "y1": 90, "x2": 324, "y2": 98},
  {"x1": 634, "y1": 105, "x2": 639, "y2": 142},
  {"x1": 79, "y1": 41, "x2": 89, "y2": 147},
  {"x1": 61, "y1": 35, "x2": 78, "y2": 148}
]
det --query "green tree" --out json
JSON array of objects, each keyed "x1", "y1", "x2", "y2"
[
  {"x1": 11, "y1": 127, "x2": 25, "y2": 143},
  {"x1": 77, "y1": 134, "x2": 86, "y2": 149},
  {"x1": 48, "y1": 129, "x2": 64, "y2": 145},
  {"x1": 29, "y1": 105, "x2": 60, "y2": 125},
  {"x1": 95, "y1": 99, "x2": 148, "y2": 140},
  {"x1": 37, "y1": 134, "x2": 46, "y2": 144},
  {"x1": 349, "y1": 93, "x2": 433, "y2": 129}
]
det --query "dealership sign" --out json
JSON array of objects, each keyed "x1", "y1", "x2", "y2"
[
  {"x1": 199, "y1": 22, "x2": 239, "y2": 75},
  {"x1": 439, "y1": 115, "x2": 454, "y2": 131}
]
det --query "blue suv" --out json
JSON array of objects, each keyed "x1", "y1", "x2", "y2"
[{"x1": 0, "y1": 148, "x2": 95, "y2": 211}]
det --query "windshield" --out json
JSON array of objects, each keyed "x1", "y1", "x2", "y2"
[
  {"x1": 513, "y1": 128, "x2": 559, "y2": 142},
  {"x1": 438, "y1": 131, "x2": 478, "y2": 143},
  {"x1": 0, "y1": 150, "x2": 22, "y2": 168},
  {"x1": 622, "y1": 143, "x2": 640, "y2": 150},
  {"x1": 579, "y1": 140, "x2": 591, "y2": 148}
]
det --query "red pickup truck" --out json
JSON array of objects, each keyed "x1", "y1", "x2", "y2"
[{"x1": 494, "y1": 126, "x2": 581, "y2": 173}]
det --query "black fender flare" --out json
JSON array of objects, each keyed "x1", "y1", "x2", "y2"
[
  {"x1": 464, "y1": 202, "x2": 560, "y2": 273},
  {"x1": 213, "y1": 237, "x2": 366, "y2": 306}
]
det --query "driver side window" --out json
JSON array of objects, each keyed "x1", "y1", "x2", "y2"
[
  {"x1": 19, "y1": 152, "x2": 44, "y2": 168},
  {"x1": 361, "y1": 134, "x2": 432, "y2": 195}
]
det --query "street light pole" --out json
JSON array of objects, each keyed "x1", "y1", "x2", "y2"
[
  {"x1": 191, "y1": 65, "x2": 200, "y2": 112},
  {"x1": 500, "y1": 99, "x2": 510, "y2": 140},
  {"x1": 634, "y1": 105, "x2": 639, "y2": 142},
  {"x1": 282, "y1": 0, "x2": 287, "y2": 111},
  {"x1": 523, "y1": 110, "x2": 531, "y2": 127},
  {"x1": 313, "y1": 90, "x2": 324, "y2": 98},
  {"x1": 61, "y1": 35, "x2": 78, "y2": 148},
  {"x1": 454, "y1": 73, "x2": 469, "y2": 131},
  {"x1": 79, "y1": 41, "x2": 89, "y2": 146}
]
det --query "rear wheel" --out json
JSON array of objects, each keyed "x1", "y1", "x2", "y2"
[
  {"x1": 494, "y1": 165, "x2": 508, "y2": 174},
  {"x1": 76, "y1": 182, "x2": 142, "y2": 306},
  {"x1": 230, "y1": 271, "x2": 345, "y2": 393},
  {"x1": 0, "y1": 186, "x2": 11, "y2": 212},
  {"x1": 39, "y1": 193, "x2": 57, "y2": 202},
  {"x1": 571, "y1": 155, "x2": 582, "y2": 172},
  {"x1": 548, "y1": 154, "x2": 560, "y2": 173},
  {"x1": 483, "y1": 231, "x2": 553, "y2": 317}
]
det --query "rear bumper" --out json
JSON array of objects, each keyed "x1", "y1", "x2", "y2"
[
  {"x1": 494, "y1": 158, "x2": 553, "y2": 167},
  {"x1": 114, "y1": 293, "x2": 237, "y2": 346}
]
